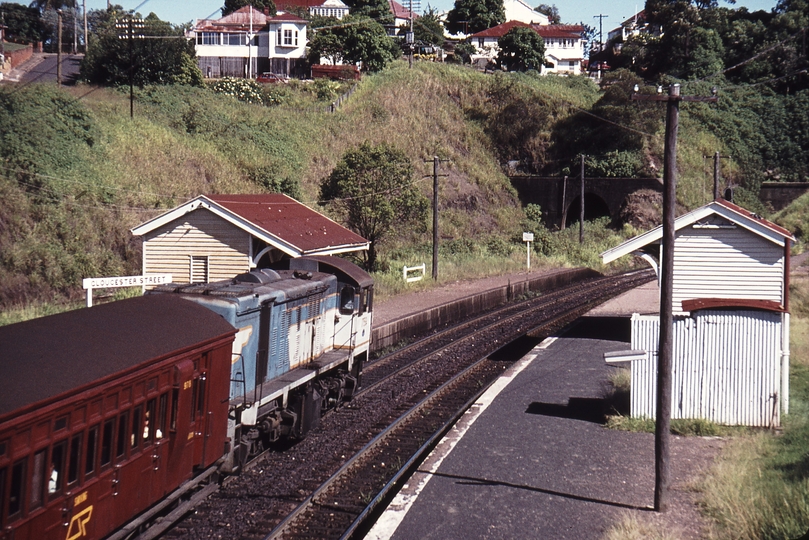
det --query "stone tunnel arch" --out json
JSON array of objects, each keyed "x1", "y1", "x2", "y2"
[{"x1": 563, "y1": 193, "x2": 611, "y2": 228}]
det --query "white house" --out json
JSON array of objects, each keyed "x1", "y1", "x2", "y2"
[
  {"x1": 192, "y1": 6, "x2": 307, "y2": 78},
  {"x1": 601, "y1": 199, "x2": 796, "y2": 427},
  {"x1": 308, "y1": 0, "x2": 350, "y2": 20},
  {"x1": 504, "y1": 0, "x2": 549, "y2": 25},
  {"x1": 468, "y1": 21, "x2": 585, "y2": 74}
]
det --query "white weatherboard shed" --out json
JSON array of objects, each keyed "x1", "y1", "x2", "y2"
[
  {"x1": 131, "y1": 194, "x2": 369, "y2": 284},
  {"x1": 601, "y1": 199, "x2": 795, "y2": 427}
]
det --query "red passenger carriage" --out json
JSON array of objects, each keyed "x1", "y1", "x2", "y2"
[{"x1": 0, "y1": 295, "x2": 235, "y2": 540}]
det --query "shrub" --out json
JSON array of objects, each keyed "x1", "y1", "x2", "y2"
[{"x1": 209, "y1": 77, "x2": 264, "y2": 104}]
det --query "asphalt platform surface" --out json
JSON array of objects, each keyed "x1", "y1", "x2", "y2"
[{"x1": 365, "y1": 275, "x2": 680, "y2": 539}]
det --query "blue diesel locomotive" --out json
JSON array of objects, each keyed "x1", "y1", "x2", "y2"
[{"x1": 148, "y1": 255, "x2": 373, "y2": 472}]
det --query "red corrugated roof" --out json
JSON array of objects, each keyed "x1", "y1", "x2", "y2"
[
  {"x1": 714, "y1": 198, "x2": 795, "y2": 240},
  {"x1": 470, "y1": 21, "x2": 530, "y2": 38},
  {"x1": 277, "y1": 0, "x2": 325, "y2": 9},
  {"x1": 206, "y1": 194, "x2": 368, "y2": 254},
  {"x1": 533, "y1": 24, "x2": 584, "y2": 39},
  {"x1": 269, "y1": 12, "x2": 308, "y2": 22},
  {"x1": 195, "y1": 5, "x2": 271, "y2": 31},
  {"x1": 471, "y1": 21, "x2": 583, "y2": 39},
  {"x1": 389, "y1": 0, "x2": 418, "y2": 19}
]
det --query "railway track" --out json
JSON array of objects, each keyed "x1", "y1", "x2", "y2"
[{"x1": 161, "y1": 269, "x2": 654, "y2": 539}]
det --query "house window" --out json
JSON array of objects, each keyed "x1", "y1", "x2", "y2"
[
  {"x1": 478, "y1": 38, "x2": 484, "y2": 48},
  {"x1": 197, "y1": 32, "x2": 218, "y2": 45},
  {"x1": 225, "y1": 32, "x2": 243, "y2": 46},
  {"x1": 190, "y1": 255, "x2": 209, "y2": 283},
  {"x1": 280, "y1": 28, "x2": 298, "y2": 46}
]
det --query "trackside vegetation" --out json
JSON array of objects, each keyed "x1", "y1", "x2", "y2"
[{"x1": 1, "y1": 61, "x2": 807, "y2": 316}]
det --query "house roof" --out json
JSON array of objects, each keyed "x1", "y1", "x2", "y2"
[
  {"x1": 194, "y1": 5, "x2": 272, "y2": 32},
  {"x1": 389, "y1": 0, "x2": 418, "y2": 19},
  {"x1": 535, "y1": 24, "x2": 585, "y2": 39},
  {"x1": 601, "y1": 198, "x2": 796, "y2": 264},
  {"x1": 470, "y1": 21, "x2": 583, "y2": 40},
  {"x1": 131, "y1": 194, "x2": 369, "y2": 257},
  {"x1": 269, "y1": 12, "x2": 308, "y2": 22},
  {"x1": 470, "y1": 20, "x2": 530, "y2": 39},
  {"x1": 277, "y1": 0, "x2": 328, "y2": 9}
]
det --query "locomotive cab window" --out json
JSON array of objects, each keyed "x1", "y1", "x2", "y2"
[{"x1": 340, "y1": 286, "x2": 356, "y2": 314}]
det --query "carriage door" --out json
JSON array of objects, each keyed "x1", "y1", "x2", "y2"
[{"x1": 189, "y1": 355, "x2": 210, "y2": 467}]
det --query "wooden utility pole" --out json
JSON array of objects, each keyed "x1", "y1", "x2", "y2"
[
  {"x1": 580, "y1": 154, "x2": 585, "y2": 243},
  {"x1": 632, "y1": 83, "x2": 717, "y2": 512},
  {"x1": 593, "y1": 14, "x2": 608, "y2": 51},
  {"x1": 83, "y1": 0, "x2": 88, "y2": 53},
  {"x1": 57, "y1": 10, "x2": 63, "y2": 86},
  {"x1": 426, "y1": 157, "x2": 449, "y2": 280}
]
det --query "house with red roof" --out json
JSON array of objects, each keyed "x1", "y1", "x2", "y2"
[
  {"x1": 131, "y1": 194, "x2": 369, "y2": 284},
  {"x1": 468, "y1": 21, "x2": 586, "y2": 74},
  {"x1": 192, "y1": 6, "x2": 308, "y2": 78}
]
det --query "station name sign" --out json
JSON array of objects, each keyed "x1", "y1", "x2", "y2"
[{"x1": 82, "y1": 274, "x2": 173, "y2": 289}]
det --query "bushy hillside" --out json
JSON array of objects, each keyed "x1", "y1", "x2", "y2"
[{"x1": 0, "y1": 60, "x2": 803, "y2": 312}]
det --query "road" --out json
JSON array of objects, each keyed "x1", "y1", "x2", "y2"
[{"x1": 9, "y1": 53, "x2": 82, "y2": 85}]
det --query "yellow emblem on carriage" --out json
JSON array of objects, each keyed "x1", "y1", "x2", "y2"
[{"x1": 66, "y1": 505, "x2": 93, "y2": 540}]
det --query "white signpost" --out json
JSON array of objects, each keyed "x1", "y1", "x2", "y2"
[
  {"x1": 82, "y1": 274, "x2": 172, "y2": 307},
  {"x1": 523, "y1": 232, "x2": 534, "y2": 269}
]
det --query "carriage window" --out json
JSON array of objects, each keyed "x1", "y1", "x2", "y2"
[
  {"x1": 54, "y1": 416, "x2": 68, "y2": 431},
  {"x1": 85, "y1": 426, "x2": 98, "y2": 477},
  {"x1": 191, "y1": 380, "x2": 198, "y2": 421},
  {"x1": 157, "y1": 393, "x2": 168, "y2": 440},
  {"x1": 170, "y1": 389, "x2": 179, "y2": 432},
  {"x1": 49, "y1": 440, "x2": 66, "y2": 496},
  {"x1": 197, "y1": 377, "x2": 206, "y2": 418},
  {"x1": 144, "y1": 399, "x2": 156, "y2": 445},
  {"x1": 8, "y1": 459, "x2": 25, "y2": 519},
  {"x1": 340, "y1": 286, "x2": 355, "y2": 314},
  {"x1": 68, "y1": 434, "x2": 82, "y2": 486},
  {"x1": 30, "y1": 449, "x2": 45, "y2": 508},
  {"x1": 0, "y1": 467, "x2": 6, "y2": 527},
  {"x1": 116, "y1": 413, "x2": 128, "y2": 459},
  {"x1": 131, "y1": 406, "x2": 142, "y2": 449},
  {"x1": 101, "y1": 418, "x2": 114, "y2": 467}
]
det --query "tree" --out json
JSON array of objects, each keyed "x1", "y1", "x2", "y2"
[
  {"x1": 452, "y1": 40, "x2": 476, "y2": 63},
  {"x1": 497, "y1": 26, "x2": 545, "y2": 71},
  {"x1": 319, "y1": 142, "x2": 428, "y2": 271},
  {"x1": 414, "y1": 6, "x2": 445, "y2": 47},
  {"x1": 80, "y1": 9, "x2": 203, "y2": 86},
  {"x1": 222, "y1": 0, "x2": 276, "y2": 17},
  {"x1": 445, "y1": 0, "x2": 505, "y2": 35},
  {"x1": 0, "y1": 3, "x2": 47, "y2": 42},
  {"x1": 535, "y1": 3, "x2": 560, "y2": 24},
  {"x1": 349, "y1": 0, "x2": 393, "y2": 25},
  {"x1": 307, "y1": 15, "x2": 400, "y2": 72}
]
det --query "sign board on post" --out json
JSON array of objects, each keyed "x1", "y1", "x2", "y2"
[
  {"x1": 523, "y1": 232, "x2": 534, "y2": 269},
  {"x1": 82, "y1": 274, "x2": 172, "y2": 307}
]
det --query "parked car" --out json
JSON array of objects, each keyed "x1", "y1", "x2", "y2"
[{"x1": 256, "y1": 72, "x2": 288, "y2": 84}]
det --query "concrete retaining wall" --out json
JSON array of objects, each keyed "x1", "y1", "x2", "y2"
[{"x1": 371, "y1": 267, "x2": 601, "y2": 353}]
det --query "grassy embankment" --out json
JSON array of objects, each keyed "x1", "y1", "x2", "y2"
[
  {"x1": 0, "y1": 62, "x2": 638, "y2": 323},
  {"x1": 0, "y1": 61, "x2": 796, "y2": 324}
]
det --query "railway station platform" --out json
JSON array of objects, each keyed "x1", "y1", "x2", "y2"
[{"x1": 367, "y1": 276, "x2": 718, "y2": 539}]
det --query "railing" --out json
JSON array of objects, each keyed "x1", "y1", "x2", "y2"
[{"x1": 325, "y1": 83, "x2": 358, "y2": 113}]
